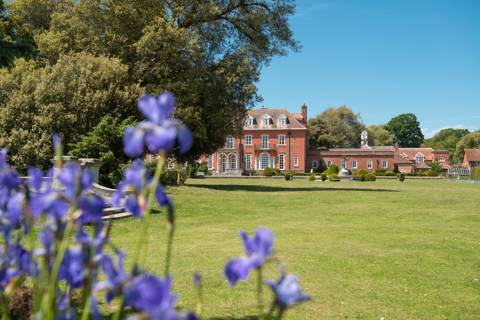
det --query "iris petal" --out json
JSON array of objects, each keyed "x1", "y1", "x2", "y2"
[
  {"x1": 123, "y1": 126, "x2": 145, "y2": 158},
  {"x1": 145, "y1": 126, "x2": 176, "y2": 153}
]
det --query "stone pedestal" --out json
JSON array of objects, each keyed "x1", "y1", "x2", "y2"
[{"x1": 51, "y1": 156, "x2": 100, "y2": 183}]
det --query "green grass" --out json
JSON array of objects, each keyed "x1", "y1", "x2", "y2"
[{"x1": 108, "y1": 178, "x2": 480, "y2": 319}]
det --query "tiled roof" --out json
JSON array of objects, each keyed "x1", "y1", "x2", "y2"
[
  {"x1": 394, "y1": 153, "x2": 413, "y2": 164},
  {"x1": 397, "y1": 148, "x2": 434, "y2": 160},
  {"x1": 320, "y1": 146, "x2": 394, "y2": 156},
  {"x1": 415, "y1": 162, "x2": 431, "y2": 169},
  {"x1": 245, "y1": 108, "x2": 307, "y2": 130},
  {"x1": 464, "y1": 148, "x2": 480, "y2": 161}
]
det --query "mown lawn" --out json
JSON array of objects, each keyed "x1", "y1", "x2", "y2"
[{"x1": 108, "y1": 178, "x2": 480, "y2": 319}]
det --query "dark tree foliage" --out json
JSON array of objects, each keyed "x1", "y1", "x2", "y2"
[
  {"x1": 69, "y1": 115, "x2": 136, "y2": 187},
  {"x1": 5, "y1": 0, "x2": 299, "y2": 160},
  {"x1": 424, "y1": 128, "x2": 469, "y2": 163},
  {"x1": 308, "y1": 106, "x2": 365, "y2": 149},
  {"x1": 0, "y1": 0, "x2": 36, "y2": 67},
  {"x1": 385, "y1": 113, "x2": 424, "y2": 147},
  {"x1": 454, "y1": 132, "x2": 480, "y2": 163}
]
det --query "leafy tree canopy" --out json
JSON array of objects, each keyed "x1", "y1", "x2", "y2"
[
  {"x1": 366, "y1": 125, "x2": 393, "y2": 146},
  {"x1": 424, "y1": 128, "x2": 469, "y2": 163},
  {"x1": 4, "y1": 0, "x2": 299, "y2": 161},
  {"x1": 385, "y1": 113, "x2": 424, "y2": 147},
  {"x1": 69, "y1": 115, "x2": 136, "y2": 187},
  {"x1": 454, "y1": 132, "x2": 480, "y2": 163},
  {"x1": 308, "y1": 106, "x2": 365, "y2": 149},
  {"x1": 0, "y1": 53, "x2": 141, "y2": 172},
  {"x1": 0, "y1": 0, "x2": 36, "y2": 67}
]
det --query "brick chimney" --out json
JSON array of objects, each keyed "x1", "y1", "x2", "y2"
[{"x1": 301, "y1": 103, "x2": 307, "y2": 124}]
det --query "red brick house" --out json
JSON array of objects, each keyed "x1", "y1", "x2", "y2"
[
  {"x1": 202, "y1": 107, "x2": 450, "y2": 175},
  {"x1": 306, "y1": 130, "x2": 449, "y2": 173},
  {"x1": 202, "y1": 105, "x2": 308, "y2": 175},
  {"x1": 463, "y1": 149, "x2": 480, "y2": 168}
]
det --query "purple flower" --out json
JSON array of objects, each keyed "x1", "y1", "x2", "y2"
[
  {"x1": 95, "y1": 251, "x2": 128, "y2": 303},
  {"x1": 28, "y1": 190, "x2": 69, "y2": 219},
  {"x1": 112, "y1": 160, "x2": 172, "y2": 217},
  {"x1": 123, "y1": 274, "x2": 178, "y2": 319},
  {"x1": 77, "y1": 194, "x2": 105, "y2": 225},
  {"x1": 123, "y1": 126, "x2": 145, "y2": 158},
  {"x1": 268, "y1": 274, "x2": 310, "y2": 308},
  {"x1": 240, "y1": 227, "x2": 274, "y2": 268},
  {"x1": 58, "y1": 163, "x2": 93, "y2": 201},
  {"x1": 224, "y1": 227, "x2": 274, "y2": 286},
  {"x1": 27, "y1": 167, "x2": 43, "y2": 191},
  {"x1": 123, "y1": 92, "x2": 193, "y2": 157},
  {"x1": 138, "y1": 92, "x2": 176, "y2": 124},
  {"x1": 224, "y1": 257, "x2": 254, "y2": 286},
  {"x1": 58, "y1": 246, "x2": 87, "y2": 288}
]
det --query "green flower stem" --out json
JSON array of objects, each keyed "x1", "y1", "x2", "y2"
[
  {"x1": 112, "y1": 154, "x2": 165, "y2": 320},
  {"x1": 257, "y1": 267, "x2": 264, "y2": 319},
  {"x1": 42, "y1": 215, "x2": 75, "y2": 320},
  {"x1": 195, "y1": 280, "x2": 203, "y2": 316},
  {"x1": 0, "y1": 292, "x2": 11, "y2": 320},
  {"x1": 164, "y1": 208, "x2": 175, "y2": 276}
]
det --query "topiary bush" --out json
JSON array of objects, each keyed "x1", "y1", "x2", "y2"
[
  {"x1": 308, "y1": 173, "x2": 315, "y2": 181},
  {"x1": 398, "y1": 173, "x2": 405, "y2": 182},
  {"x1": 322, "y1": 164, "x2": 339, "y2": 176},
  {"x1": 262, "y1": 167, "x2": 276, "y2": 177},
  {"x1": 321, "y1": 173, "x2": 327, "y2": 181}
]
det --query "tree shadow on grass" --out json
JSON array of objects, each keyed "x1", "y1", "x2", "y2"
[
  {"x1": 208, "y1": 316, "x2": 274, "y2": 320},
  {"x1": 185, "y1": 184, "x2": 398, "y2": 193}
]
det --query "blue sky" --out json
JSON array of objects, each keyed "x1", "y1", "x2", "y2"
[{"x1": 256, "y1": 0, "x2": 480, "y2": 137}]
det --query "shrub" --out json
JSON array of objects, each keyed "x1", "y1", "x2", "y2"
[
  {"x1": 425, "y1": 169, "x2": 439, "y2": 177},
  {"x1": 284, "y1": 172, "x2": 295, "y2": 181},
  {"x1": 353, "y1": 169, "x2": 370, "y2": 177},
  {"x1": 321, "y1": 173, "x2": 327, "y2": 181},
  {"x1": 273, "y1": 168, "x2": 281, "y2": 175},
  {"x1": 366, "y1": 173, "x2": 376, "y2": 181},
  {"x1": 375, "y1": 168, "x2": 386, "y2": 176},
  {"x1": 308, "y1": 173, "x2": 315, "y2": 181},
  {"x1": 323, "y1": 164, "x2": 339, "y2": 175},
  {"x1": 262, "y1": 167, "x2": 276, "y2": 177},
  {"x1": 161, "y1": 168, "x2": 188, "y2": 185},
  {"x1": 399, "y1": 172, "x2": 405, "y2": 182},
  {"x1": 385, "y1": 169, "x2": 395, "y2": 176},
  {"x1": 472, "y1": 167, "x2": 480, "y2": 181}
]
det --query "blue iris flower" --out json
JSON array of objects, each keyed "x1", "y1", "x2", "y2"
[
  {"x1": 112, "y1": 160, "x2": 172, "y2": 217},
  {"x1": 123, "y1": 92, "x2": 193, "y2": 158},
  {"x1": 95, "y1": 250, "x2": 128, "y2": 303},
  {"x1": 224, "y1": 227, "x2": 274, "y2": 286},
  {"x1": 268, "y1": 274, "x2": 310, "y2": 309}
]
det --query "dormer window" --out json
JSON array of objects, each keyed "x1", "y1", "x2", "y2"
[
  {"x1": 245, "y1": 115, "x2": 255, "y2": 127},
  {"x1": 262, "y1": 114, "x2": 273, "y2": 126},
  {"x1": 278, "y1": 115, "x2": 288, "y2": 126},
  {"x1": 415, "y1": 153, "x2": 425, "y2": 163}
]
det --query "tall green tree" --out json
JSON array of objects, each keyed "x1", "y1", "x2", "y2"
[
  {"x1": 385, "y1": 113, "x2": 424, "y2": 147},
  {"x1": 366, "y1": 125, "x2": 393, "y2": 146},
  {"x1": 454, "y1": 132, "x2": 480, "y2": 163},
  {"x1": 424, "y1": 128, "x2": 469, "y2": 162},
  {"x1": 0, "y1": 53, "x2": 140, "y2": 172},
  {"x1": 5, "y1": 0, "x2": 299, "y2": 158},
  {"x1": 0, "y1": 0, "x2": 36, "y2": 67},
  {"x1": 308, "y1": 106, "x2": 365, "y2": 149},
  {"x1": 69, "y1": 115, "x2": 136, "y2": 187}
]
